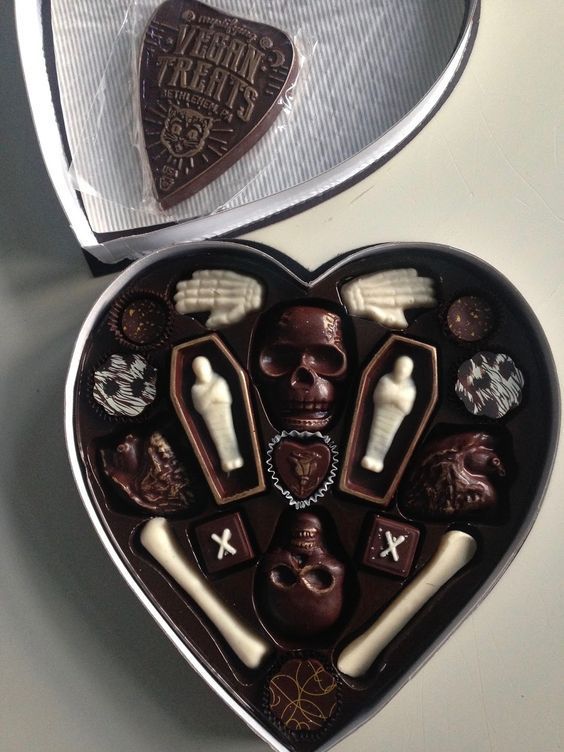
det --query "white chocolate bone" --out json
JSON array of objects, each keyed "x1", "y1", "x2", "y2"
[
  {"x1": 191, "y1": 356, "x2": 243, "y2": 473},
  {"x1": 361, "y1": 356, "x2": 416, "y2": 473},
  {"x1": 140, "y1": 518, "x2": 271, "y2": 669},
  {"x1": 341, "y1": 268, "x2": 436, "y2": 329},
  {"x1": 174, "y1": 270, "x2": 264, "y2": 328},
  {"x1": 337, "y1": 530, "x2": 477, "y2": 678}
]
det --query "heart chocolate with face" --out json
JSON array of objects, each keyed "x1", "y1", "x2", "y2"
[
  {"x1": 139, "y1": 0, "x2": 298, "y2": 208},
  {"x1": 272, "y1": 438, "x2": 333, "y2": 501},
  {"x1": 67, "y1": 242, "x2": 558, "y2": 752}
]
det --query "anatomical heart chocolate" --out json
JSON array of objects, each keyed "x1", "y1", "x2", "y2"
[
  {"x1": 67, "y1": 243, "x2": 558, "y2": 752},
  {"x1": 140, "y1": 0, "x2": 299, "y2": 208}
]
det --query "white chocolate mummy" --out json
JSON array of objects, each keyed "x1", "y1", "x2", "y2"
[
  {"x1": 337, "y1": 530, "x2": 477, "y2": 677},
  {"x1": 341, "y1": 268, "x2": 436, "y2": 329},
  {"x1": 362, "y1": 356, "x2": 416, "y2": 473},
  {"x1": 191, "y1": 356, "x2": 244, "y2": 473},
  {"x1": 174, "y1": 270, "x2": 264, "y2": 328},
  {"x1": 140, "y1": 518, "x2": 271, "y2": 669}
]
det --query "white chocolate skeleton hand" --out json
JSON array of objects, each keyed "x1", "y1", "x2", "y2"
[
  {"x1": 174, "y1": 270, "x2": 264, "y2": 328},
  {"x1": 191, "y1": 356, "x2": 244, "y2": 473},
  {"x1": 341, "y1": 269, "x2": 436, "y2": 329}
]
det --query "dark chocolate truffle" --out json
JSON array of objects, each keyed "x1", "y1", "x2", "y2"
[
  {"x1": 446, "y1": 295, "x2": 495, "y2": 342},
  {"x1": 92, "y1": 353, "x2": 157, "y2": 417},
  {"x1": 268, "y1": 658, "x2": 338, "y2": 732},
  {"x1": 455, "y1": 351, "x2": 524, "y2": 418},
  {"x1": 120, "y1": 297, "x2": 169, "y2": 345}
]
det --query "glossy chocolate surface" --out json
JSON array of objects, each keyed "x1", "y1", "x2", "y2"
[
  {"x1": 446, "y1": 294, "x2": 495, "y2": 342},
  {"x1": 71, "y1": 244, "x2": 557, "y2": 752},
  {"x1": 256, "y1": 511, "x2": 347, "y2": 638},
  {"x1": 403, "y1": 431, "x2": 506, "y2": 519},
  {"x1": 140, "y1": 0, "x2": 298, "y2": 208},
  {"x1": 362, "y1": 516, "x2": 420, "y2": 577},
  {"x1": 194, "y1": 511, "x2": 254, "y2": 574},
  {"x1": 255, "y1": 304, "x2": 349, "y2": 432}
]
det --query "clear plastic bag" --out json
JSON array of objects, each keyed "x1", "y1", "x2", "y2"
[
  {"x1": 50, "y1": 0, "x2": 465, "y2": 247},
  {"x1": 56, "y1": 0, "x2": 314, "y2": 230}
]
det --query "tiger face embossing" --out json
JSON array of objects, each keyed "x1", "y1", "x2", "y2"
[{"x1": 160, "y1": 105, "x2": 214, "y2": 158}]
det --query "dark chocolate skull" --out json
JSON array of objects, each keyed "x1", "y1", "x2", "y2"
[
  {"x1": 257, "y1": 512, "x2": 346, "y2": 637},
  {"x1": 256, "y1": 305, "x2": 348, "y2": 431}
]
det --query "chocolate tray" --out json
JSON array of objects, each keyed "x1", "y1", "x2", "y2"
[{"x1": 65, "y1": 241, "x2": 559, "y2": 752}]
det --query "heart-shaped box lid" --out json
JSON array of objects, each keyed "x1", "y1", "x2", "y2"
[{"x1": 16, "y1": 0, "x2": 478, "y2": 265}]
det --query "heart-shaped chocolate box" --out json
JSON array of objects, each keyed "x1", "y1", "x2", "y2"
[{"x1": 66, "y1": 242, "x2": 558, "y2": 752}]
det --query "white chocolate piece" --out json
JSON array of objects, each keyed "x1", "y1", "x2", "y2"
[
  {"x1": 337, "y1": 530, "x2": 477, "y2": 678},
  {"x1": 191, "y1": 356, "x2": 244, "y2": 473},
  {"x1": 361, "y1": 356, "x2": 416, "y2": 473},
  {"x1": 140, "y1": 518, "x2": 271, "y2": 669},
  {"x1": 341, "y1": 268, "x2": 436, "y2": 329},
  {"x1": 380, "y1": 531, "x2": 406, "y2": 561},
  {"x1": 174, "y1": 270, "x2": 264, "y2": 328},
  {"x1": 211, "y1": 528, "x2": 237, "y2": 560}
]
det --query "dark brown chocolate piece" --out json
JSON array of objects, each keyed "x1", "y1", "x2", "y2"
[
  {"x1": 194, "y1": 511, "x2": 254, "y2": 574},
  {"x1": 268, "y1": 657, "x2": 338, "y2": 732},
  {"x1": 255, "y1": 305, "x2": 349, "y2": 432},
  {"x1": 119, "y1": 297, "x2": 169, "y2": 345},
  {"x1": 257, "y1": 512, "x2": 346, "y2": 637},
  {"x1": 446, "y1": 295, "x2": 495, "y2": 342},
  {"x1": 362, "y1": 516, "x2": 420, "y2": 577},
  {"x1": 403, "y1": 431, "x2": 506, "y2": 519},
  {"x1": 100, "y1": 432, "x2": 194, "y2": 513},
  {"x1": 455, "y1": 352, "x2": 524, "y2": 418},
  {"x1": 140, "y1": 0, "x2": 298, "y2": 208},
  {"x1": 272, "y1": 437, "x2": 332, "y2": 500}
]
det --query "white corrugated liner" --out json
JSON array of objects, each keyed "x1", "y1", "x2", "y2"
[{"x1": 16, "y1": 0, "x2": 478, "y2": 263}]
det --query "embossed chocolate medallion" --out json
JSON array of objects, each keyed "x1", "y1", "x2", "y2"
[
  {"x1": 266, "y1": 431, "x2": 338, "y2": 508},
  {"x1": 273, "y1": 438, "x2": 332, "y2": 500},
  {"x1": 140, "y1": 0, "x2": 298, "y2": 208}
]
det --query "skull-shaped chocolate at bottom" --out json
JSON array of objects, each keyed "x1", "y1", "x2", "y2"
[
  {"x1": 256, "y1": 511, "x2": 346, "y2": 638},
  {"x1": 255, "y1": 304, "x2": 349, "y2": 431}
]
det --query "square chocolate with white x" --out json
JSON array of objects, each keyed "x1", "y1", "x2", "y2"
[
  {"x1": 363, "y1": 516, "x2": 420, "y2": 577},
  {"x1": 194, "y1": 512, "x2": 255, "y2": 575}
]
